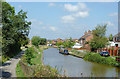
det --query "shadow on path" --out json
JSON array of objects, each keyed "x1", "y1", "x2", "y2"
[
  {"x1": 2, "y1": 71, "x2": 12, "y2": 78},
  {"x1": 1, "y1": 49, "x2": 26, "y2": 78},
  {"x1": 2, "y1": 62, "x2": 11, "y2": 66}
]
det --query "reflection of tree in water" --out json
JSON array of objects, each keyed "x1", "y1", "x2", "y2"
[{"x1": 90, "y1": 63, "x2": 107, "y2": 77}]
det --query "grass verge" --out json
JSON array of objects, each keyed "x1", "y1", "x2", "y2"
[
  {"x1": 16, "y1": 45, "x2": 63, "y2": 77},
  {"x1": 69, "y1": 49, "x2": 86, "y2": 58},
  {"x1": 16, "y1": 62, "x2": 25, "y2": 77}
]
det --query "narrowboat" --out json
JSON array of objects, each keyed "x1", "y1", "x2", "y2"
[{"x1": 59, "y1": 47, "x2": 69, "y2": 55}]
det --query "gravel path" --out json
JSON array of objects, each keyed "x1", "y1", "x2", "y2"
[{"x1": 0, "y1": 49, "x2": 26, "y2": 78}]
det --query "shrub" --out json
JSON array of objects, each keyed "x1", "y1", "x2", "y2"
[
  {"x1": 84, "y1": 52, "x2": 117, "y2": 66},
  {"x1": 2, "y1": 55, "x2": 10, "y2": 64},
  {"x1": 34, "y1": 64, "x2": 61, "y2": 77},
  {"x1": 25, "y1": 47, "x2": 35, "y2": 65}
]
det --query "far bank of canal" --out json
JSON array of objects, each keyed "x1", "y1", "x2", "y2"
[{"x1": 43, "y1": 48, "x2": 120, "y2": 77}]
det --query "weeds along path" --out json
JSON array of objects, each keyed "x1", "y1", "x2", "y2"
[{"x1": 0, "y1": 49, "x2": 26, "y2": 78}]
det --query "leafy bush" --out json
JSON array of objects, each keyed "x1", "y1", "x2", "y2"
[
  {"x1": 31, "y1": 36, "x2": 41, "y2": 47},
  {"x1": 2, "y1": 55, "x2": 10, "y2": 64},
  {"x1": 84, "y1": 52, "x2": 117, "y2": 66},
  {"x1": 25, "y1": 47, "x2": 35, "y2": 65},
  {"x1": 34, "y1": 64, "x2": 61, "y2": 77}
]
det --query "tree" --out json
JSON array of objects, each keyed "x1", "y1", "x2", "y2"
[
  {"x1": 2, "y1": 2, "x2": 31, "y2": 57},
  {"x1": 56, "y1": 41, "x2": 63, "y2": 47},
  {"x1": 31, "y1": 36, "x2": 40, "y2": 47},
  {"x1": 109, "y1": 34, "x2": 113, "y2": 41},
  {"x1": 39, "y1": 38, "x2": 47, "y2": 45},
  {"x1": 90, "y1": 24, "x2": 109, "y2": 51},
  {"x1": 0, "y1": 27, "x2": 2, "y2": 55},
  {"x1": 63, "y1": 37, "x2": 75, "y2": 48},
  {"x1": 49, "y1": 41, "x2": 52, "y2": 44},
  {"x1": 21, "y1": 36, "x2": 29, "y2": 46}
]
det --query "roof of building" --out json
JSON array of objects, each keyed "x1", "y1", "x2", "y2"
[{"x1": 79, "y1": 33, "x2": 92, "y2": 40}]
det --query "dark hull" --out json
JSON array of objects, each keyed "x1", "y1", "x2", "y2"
[{"x1": 59, "y1": 52, "x2": 69, "y2": 55}]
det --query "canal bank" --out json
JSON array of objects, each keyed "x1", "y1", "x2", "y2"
[
  {"x1": 68, "y1": 48, "x2": 120, "y2": 67},
  {"x1": 16, "y1": 46, "x2": 64, "y2": 77},
  {"x1": 43, "y1": 48, "x2": 120, "y2": 77}
]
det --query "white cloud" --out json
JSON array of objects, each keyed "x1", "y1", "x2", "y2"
[
  {"x1": 61, "y1": 15, "x2": 75, "y2": 23},
  {"x1": 48, "y1": 3, "x2": 56, "y2": 7},
  {"x1": 104, "y1": 21, "x2": 114, "y2": 26},
  {"x1": 64, "y1": 4, "x2": 78, "y2": 12},
  {"x1": 62, "y1": 3, "x2": 89, "y2": 23},
  {"x1": 64, "y1": 3, "x2": 88, "y2": 12},
  {"x1": 50, "y1": 26, "x2": 56, "y2": 31},
  {"x1": 6, "y1": 0, "x2": 117, "y2": 2},
  {"x1": 109, "y1": 12, "x2": 118, "y2": 17},
  {"x1": 77, "y1": 3, "x2": 87, "y2": 10},
  {"x1": 73, "y1": 11, "x2": 89, "y2": 18}
]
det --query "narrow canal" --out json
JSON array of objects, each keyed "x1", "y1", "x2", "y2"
[{"x1": 43, "y1": 48, "x2": 120, "y2": 77}]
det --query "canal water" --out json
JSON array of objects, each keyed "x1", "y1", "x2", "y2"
[{"x1": 43, "y1": 48, "x2": 120, "y2": 77}]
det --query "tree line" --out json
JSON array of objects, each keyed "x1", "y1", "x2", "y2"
[
  {"x1": 56, "y1": 37, "x2": 75, "y2": 48},
  {"x1": 31, "y1": 36, "x2": 47, "y2": 47}
]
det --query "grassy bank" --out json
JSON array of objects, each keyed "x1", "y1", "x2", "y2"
[
  {"x1": 16, "y1": 45, "x2": 63, "y2": 77},
  {"x1": 16, "y1": 62, "x2": 25, "y2": 77},
  {"x1": 68, "y1": 49, "x2": 120, "y2": 67},
  {"x1": 83, "y1": 52, "x2": 120, "y2": 67},
  {"x1": 69, "y1": 49, "x2": 86, "y2": 58}
]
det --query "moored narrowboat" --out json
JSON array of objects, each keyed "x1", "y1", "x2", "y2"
[{"x1": 59, "y1": 47, "x2": 69, "y2": 55}]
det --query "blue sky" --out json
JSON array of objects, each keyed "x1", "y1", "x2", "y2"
[{"x1": 9, "y1": 2, "x2": 118, "y2": 40}]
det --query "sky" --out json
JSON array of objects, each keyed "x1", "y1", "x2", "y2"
[{"x1": 8, "y1": 2, "x2": 118, "y2": 40}]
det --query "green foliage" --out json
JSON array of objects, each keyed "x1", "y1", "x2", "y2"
[
  {"x1": 0, "y1": 27, "x2": 2, "y2": 56},
  {"x1": 16, "y1": 62, "x2": 25, "y2": 77},
  {"x1": 94, "y1": 24, "x2": 107, "y2": 37},
  {"x1": 109, "y1": 34, "x2": 113, "y2": 41},
  {"x1": 25, "y1": 47, "x2": 35, "y2": 65},
  {"x1": 71, "y1": 49, "x2": 86, "y2": 58},
  {"x1": 84, "y1": 53, "x2": 118, "y2": 66},
  {"x1": 17, "y1": 46, "x2": 62, "y2": 77},
  {"x1": 31, "y1": 36, "x2": 40, "y2": 47},
  {"x1": 90, "y1": 24, "x2": 109, "y2": 51},
  {"x1": 39, "y1": 38, "x2": 47, "y2": 45},
  {"x1": 49, "y1": 41, "x2": 52, "y2": 44},
  {"x1": 21, "y1": 37, "x2": 29, "y2": 46},
  {"x1": 63, "y1": 37, "x2": 75, "y2": 48},
  {"x1": 85, "y1": 41, "x2": 89, "y2": 44},
  {"x1": 31, "y1": 36, "x2": 47, "y2": 47},
  {"x1": 56, "y1": 41, "x2": 63, "y2": 47},
  {"x1": 2, "y1": 2, "x2": 31, "y2": 57},
  {"x1": 34, "y1": 64, "x2": 61, "y2": 77},
  {"x1": 2, "y1": 55, "x2": 10, "y2": 64},
  {"x1": 31, "y1": 48, "x2": 42, "y2": 65}
]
